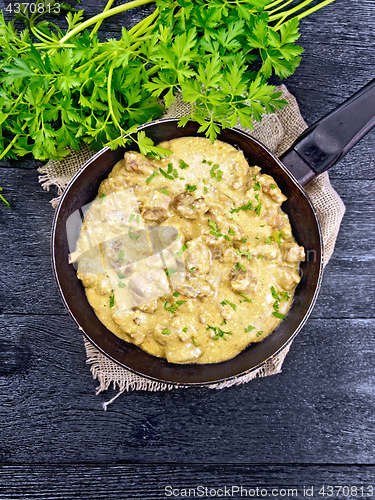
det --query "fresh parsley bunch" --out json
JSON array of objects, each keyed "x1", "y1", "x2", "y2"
[{"x1": 0, "y1": 0, "x2": 335, "y2": 204}]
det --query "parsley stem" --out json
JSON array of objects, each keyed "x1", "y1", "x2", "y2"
[
  {"x1": 59, "y1": 0, "x2": 154, "y2": 44},
  {"x1": 90, "y1": 0, "x2": 116, "y2": 39},
  {"x1": 269, "y1": 0, "x2": 335, "y2": 22},
  {"x1": 128, "y1": 8, "x2": 159, "y2": 38},
  {"x1": 0, "y1": 133, "x2": 20, "y2": 162}
]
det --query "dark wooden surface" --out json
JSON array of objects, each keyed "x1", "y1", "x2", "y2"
[{"x1": 1, "y1": 0, "x2": 375, "y2": 497}]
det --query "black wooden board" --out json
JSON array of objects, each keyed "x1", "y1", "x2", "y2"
[{"x1": 1, "y1": 0, "x2": 375, "y2": 494}]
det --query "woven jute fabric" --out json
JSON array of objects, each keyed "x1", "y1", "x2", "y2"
[{"x1": 39, "y1": 85, "x2": 345, "y2": 408}]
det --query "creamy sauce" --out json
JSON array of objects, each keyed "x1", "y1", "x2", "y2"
[{"x1": 70, "y1": 138, "x2": 305, "y2": 364}]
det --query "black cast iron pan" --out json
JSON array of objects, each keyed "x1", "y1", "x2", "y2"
[{"x1": 52, "y1": 79, "x2": 375, "y2": 385}]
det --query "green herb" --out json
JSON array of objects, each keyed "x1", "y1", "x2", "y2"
[
  {"x1": 0, "y1": 0, "x2": 333, "y2": 195},
  {"x1": 128, "y1": 228, "x2": 140, "y2": 241},
  {"x1": 109, "y1": 293, "x2": 115, "y2": 308},
  {"x1": 240, "y1": 238, "x2": 247, "y2": 243},
  {"x1": 118, "y1": 281, "x2": 125, "y2": 288},
  {"x1": 253, "y1": 181, "x2": 261, "y2": 191},
  {"x1": 236, "y1": 249, "x2": 252, "y2": 260},
  {"x1": 179, "y1": 159, "x2": 189, "y2": 170},
  {"x1": 209, "y1": 164, "x2": 223, "y2": 182},
  {"x1": 254, "y1": 194, "x2": 262, "y2": 216},
  {"x1": 265, "y1": 236, "x2": 272, "y2": 244},
  {"x1": 118, "y1": 250, "x2": 125, "y2": 261},
  {"x1": 0, "y1": 188, "x2": 10, "y2": 208},
  {"x1": 175, "y1": 243, "x2": 188, "y2": 256},
  {"x1": 276, "y1": 231, "x2": 285, "y2": 246},
  {"x1": 117, "y1": 273, "x2": 125, "y2": 279},
  {"x1": 239, "y1": 293, "x2": 252, "y2": 303},
  {"x1": 162, "y1": 329, "x2": 171, "y2": 335},
  {"x1": 270, "y1": 285, "x2": 289, "y2": 319},
  {"x1": 256, "y1": 330, "x2": 263, "y2": 337},
  {"x1": 260, "y1": 224, "x2": 265, "y2": 228},
  {"x1": 191, "y1": 337, "x2": 199, "y2": 347},
  {"x1": 172, "y1": 292, "x2": 179, "y2": 297},
  {"x1": 245, "y1": 325, "x2": 256, "y2": 333},
  {"x1": 165, "y1": 268, "x2": 178, "y2": 276},
  {"x1": 221, "y1": 300, "x2": 237, "y2": 311},
  {"x1": 257, "y1": 255, "x2": 264, "y2": 259},
  {"x1": 182, "y1": 327, "x2": 187, "y2": 332},
  {"x1": 164, "y1": 299, "x2": 187, "y2": 314},
  {"x1": 203, "y1": 187, "x2": 208, "y2": 194},
  {"x1": 186, "y1": 184, "x2": 197, "y2": 192},
  {"x1": 206, "y1": 325, "x2": 233, "y2": 341},
  {"x1": 189, "y1": 267, "x2": 196, "y2": 272},
  {"x1": 230, "y1": 201, "x2": 253, "y2": 214},
  {"x1": 128, "y1": 213, "x2": 135, "y2": 222},
  {"x1": 159, "y1": 164, "x2": 175, "y2": 180},
  {"x1": 228, "y1": 227, "x2": 236, "y2": 236},
  {"x1": 235, "y1": 262, "x2": 246, "y2": 272},
  {"x1": 270, "y1": 184, "x2": 277, "y2": 189},
  {"x1": 160, "y1": 188, "x2": 169, "y2": 195},
  {"x1": 99, "y1": 193, "x2": 106, "y2": 202},
  {"x1": 146, "y1": 171, "x2": 159, "y2": 185},
  {"x1": 272, "y1": 311, "x2": 286, "y2": 319}
]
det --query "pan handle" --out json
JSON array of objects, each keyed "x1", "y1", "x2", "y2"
[{"x1": 280, "y1": 78, "x2": 375, "y2": 186}]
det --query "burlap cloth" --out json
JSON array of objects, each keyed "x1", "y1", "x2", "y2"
[{"x1": 39, "y1": 85, "x2": 345, "y2": 408}]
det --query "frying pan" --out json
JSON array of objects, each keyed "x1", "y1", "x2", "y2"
[{"x1": 52, "y1": 78, "x2": 375, "y2": 385}]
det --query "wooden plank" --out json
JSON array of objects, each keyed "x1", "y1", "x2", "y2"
[
  {"x1": 0, "y1": 315, "x2": 374, "y2": 464},
  {"x1": 0, "y1": 464, "x2": 375, "y2": 499}
]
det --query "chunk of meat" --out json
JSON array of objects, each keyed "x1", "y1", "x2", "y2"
[
  {"x1": 172, "y1": 193, "x2": 208, "y2": 219},
  {"x1": 136, "y1": 300, "x2": 158, "y2": 314},
  {"x1": 141, "y1": 191, "x2": 171, "y2": 222},
  {"x1": 258, "y1": 174, "x2": 287, "y2": 205},
  {"x1": 250, "y1": 243, "x2": 279, "y2": 261},
  {"x1": 230, "y1": 267, "x2": 258, "y2": 295},
  {"x1": 129, "y1": 331, "x2": 146, "y2": 345},
  {"x1": 124, "y1": 151, "x2": 155, "y2": 177},
  {"x1": 277, "y1": 269, "x2": 301, "y2": 290},
  {"x1": 165, "y1": 342, "x2": 202, "y2": 363},
  {"x1": 284, "y1": 243, "x2": 306, "y2": 263},
  {"x1": 129, "y1": 270, "x2": 169, "y2": 304},
  {"x1": 175, "y1": 277, "x2": 213, "y2": 298},
  {"x1": 184, "y1": 239, "x2": 211, "y2": 276}
]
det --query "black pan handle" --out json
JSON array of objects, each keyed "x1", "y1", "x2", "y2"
[{"x1": 280, "y1": 78, "x2": 375, "y2": 186}]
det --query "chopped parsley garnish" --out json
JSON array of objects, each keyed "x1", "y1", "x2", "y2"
[
  {"x1": 159, "y1": 164, "x2": 176, "y2": 180},
  {"x1": 165, "y1": 268, "x2": 178, "y2": 276},
  {"x1": 228, "y1": 227, "x2": 235, "y2": 236},
  {"x1": 208, "y1": 219, "x2": 229, "y2": 240},
  {"x1": 270, "y1": 184, "x2": 276, "y2": 189},
  {"x1": 209, "y1": 164, "x2": 223, "y2": 182},
  {"x1": 191, "y1": 337, "x2": 199, "y2": 347},
  {"x1": 182, "y1": 327, "x2": 187, "y2": 333},
  {"x1": 256, "y1": 330, "x2": 263, "y2": 337},
  {"x1": 239, "y1": 293, "x2": 252, "y2": 303},
  {"x1": 254, "y1": 194, "x2": 262, "y2": 216},
  {"x1": 99, "y1": 193, "x2": 106, "y2": 202},
  {"x1": 236, "y1": 249, "x2": 252, "y2": 260},
  {"x1": 221, "y1": 300, "x2": 236, "y2": 311},
  {"x1": 264, "y1": 236, "x2": 272, "y2": 244},
  {"x1": 118, "y1": 282, "x2": 125, "y2": 289},
  {"x1": 275, "y1": 231, "x2": 285, "y2": 246},
  {"x1": 230, "y1": 200, "x2": 253, "y2": 214},
  {"x1": 109, "y1": 293, "x2": 115, "y2": 308},
  {"x1": 128, "y1": 213, "x2": 135, "y2": 223},
  {"x1": 253, "y1": 181, "x2": 261, "y2": 191},
  {"x1": 189, "y1": 267, "x2": 196, "y2": 272},
  {"x1": 162, "y1": 329, "x2": 171, "y2": 335},
  {"x1": 186, "y1": 184, "x2": 197, "y2": 192},
  {"x1": 257, "y1": 255, "x2": 264, "y2": 259},
  {"x1": 179, "y1": 159, "x2": 189, "y2": 169},
  {"x1": 128, "y1": 228, "x2": 140, "y2": 241},
  {"x1": 164, "y1": 299, "x2": 187, "y2": 314},
  {"x1": 172, "y1": 292, "x2": 179, "y2": 298},
  {"x1": 118, "y1": 250, "x2": 125, "y2": 261},
  {"x1": 245, "y1": 325, "x2": 256, "y2": 333},
  {"x1": 117, "y1": 273, "x2": 125, "y2": 279},
  {"x1": 160, "y1": 188, "x2": 169, "y2": 196},
  {"x1": 271, "y1": 286, "x2": 289, "y2": 319},
  {"x1": 175, "y1": 243, "x2": 188, "y2": 257},
  {"x1": 235, "y1": 262, "x2": 246, "y2": 272},
  {"x1": 260, "y1": 224, "x2": 265, "y2": 228},
  {"x1": 241, "y1": 238, "x2": 247, "y2": 243},
  {"x1": 206, "y1": 325, "x2": 233, "y2": 341},
  {"x1": 203, "y1": 187, "x2": 208, "y2": 194},
  {"x1": 146, "y1": 170, "x2": 159, "y2": 184}
]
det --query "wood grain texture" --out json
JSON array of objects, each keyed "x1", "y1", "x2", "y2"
[
  {"x1": 0, "y1": 0, "x2": 375, "y2": 491},
  {"x1": 0, "y1": 464, "x2": 375, "y2": 499}
]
